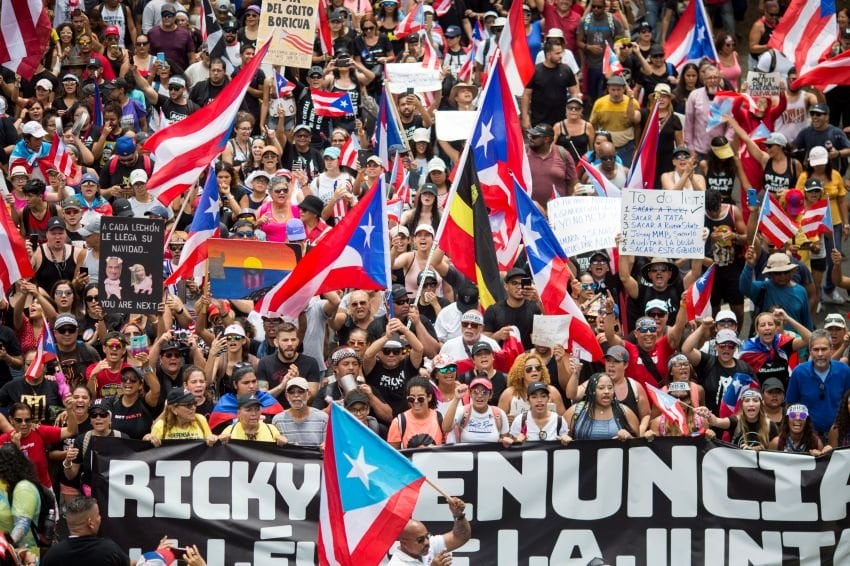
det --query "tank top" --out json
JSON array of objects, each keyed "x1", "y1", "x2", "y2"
[
  {"x1": 616, "y1": 378, "x2": 639, "y2": 416},
  {"x1": 705, "y1": 168, "x2": 735, "y2": 202},
  {"x1": 404, "y1": 255, "x2": 443, "y2": 296},
  {"x1": 704, "y1": 205, "x2": 740, "y2": 267},
  {"x1": 34, "y1": 244, "x2": 78, "y2": 292},
  {"x1": 228, "y1": 138, "x2": 251, "y2": 168},
  {"x1": 556, "y1": 120, "x2": 590, "y2": 163},
  {"x1": 773, "y1": 94, "x2": 810, "y2": 142},
  {"x1": 83, "y1": 250, "x2": 100, "y2": 283},
  {"x1": 575, "y1": 411, "x2": 620, "y2": 440},
  {"x1": 762, "y1": 157, "x2": 796, "y2": 194}
]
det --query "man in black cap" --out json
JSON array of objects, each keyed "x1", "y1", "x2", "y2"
[
  {"x1": 367, "y1": 284, "x2": 440, "y2": 357},
  {"x1": 435, "y1": 284, "x2": 479, "y2": 342},
  {"x1": 298, "y1": 195, "x2": 330, "y2": 245},
  {"x1": 296, "y1": 68, "x2": 332, "y2": 151},
  {"x1": 525, "y1": 122, "x2": 577, "y2": 209},
  {"x1": 792, "y1": 103, "x2": 850, "y2": 175},
  {"x1": 53, "y1": 314, "x2": 100, "y2": 392},
  {"x1": 131, "y1": 67, "x2": 199, "y2": 124},
  {"x1": 484, "y1": 267, "x2": 542, "y2": 350}
]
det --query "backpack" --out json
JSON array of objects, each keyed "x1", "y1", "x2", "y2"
[
  {"x1": 520, "y1": 410, "x2": 564, "y2": 438},
  {"x1": 397, "y1": 411, "x2": 444, "y2": 447},
  {"x1": 108, "y1": 153, "x2": 152, "y2": 175},
  {"x1": 9, "y1": 481, "x2": 57, "y2": 548}
]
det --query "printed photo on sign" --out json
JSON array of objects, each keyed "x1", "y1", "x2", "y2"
[
  {"x1": 207, "y1": 239, "x2": 301, "y2": 300},
  {"x1": 99, "y1": 217, "x2": 164, "y2": 314}
]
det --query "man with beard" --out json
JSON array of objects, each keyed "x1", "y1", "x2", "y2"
[
  {"x1": 363, "y1": 318, "x2": 424, "y2": 420},
  {"x1": 397, "y1": 93, "x2": 432, "y2": 141},
  {"x1": 53, "y1": 315, "x2": 100, "y2": 392},
  {"x1": 681, "y1": 318, "x2": 753, "y2": 416},
  {"x1": 256, "y1": 322, "x2": 321, "y2": 403},
  {"x1": 440, "y1": 310, "x2": 501, "y2": 371},
  {"x1": 189, "y1": 58, "x2": 230, "y2": 107},
  {"x1": 388, "y1": 497, "x2": 470, "y2": 566},
  {"x1": 131, "y1": 69, "x2": 199, "y2": 124},
  {"x1": 271, "y1": 377, "x2": 327, "y2": 447},
  {"x1": 684, "y1": 65, "x2": 734, "y2": 160}
]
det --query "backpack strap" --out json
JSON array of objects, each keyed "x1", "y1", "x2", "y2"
[{"x1": 491, "y1": 406, "x2": 501, "y2": 431}]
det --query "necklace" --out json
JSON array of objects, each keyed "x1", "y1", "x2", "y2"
[{"x1": 48, "y1": 244, "x2": 68, "y2": 277}]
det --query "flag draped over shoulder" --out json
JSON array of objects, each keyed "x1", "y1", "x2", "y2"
[
  {"x1": 318, "y1": 404, "x2": 425, "y2": 566},
  {"x1": 143, "y1": 40, "x2": 270, "y2": 205},
  {"x1": 437, "y1": 146, "x2": 506, "y2": 310}
]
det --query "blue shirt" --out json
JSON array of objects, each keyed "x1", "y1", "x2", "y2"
[
  {"x1": 786, "y1": 361, "x2": 850, "y2": 433},
  {"x1": 739, "y1": 264, "x2": 813, "y2": 330}
]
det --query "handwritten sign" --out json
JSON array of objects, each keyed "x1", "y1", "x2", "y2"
[
  {"x1": 548, "y1": 196, "x2": 621, "y2": 257},
  {"x1": 746, "y1": 71, "x2": 780, "y2": 99},
  {"x1": 620, "y1": 189, "x2": 705, "y2": 259},
  {"x1": 435, "y1": 110, "x2": 477, "y2": 141},
  {"x1": 258, "y1": 0, "x2": 319, "y2": 68},
  {"x1": 99, "y1": 217, "x2": 164, "y2": 314},
  {"x1": 531, "y1": 315, "x2": 571, "y2": 348},
  {"x1": 385, "y1": 63, "x2": 442, "y2": 93}
]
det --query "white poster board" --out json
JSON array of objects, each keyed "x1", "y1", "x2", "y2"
[
  {"x1": 531, "y1": 314, "x2": 571, "y2": 348},
  {"x1": 435, "y1": 110, "x2": 477, "y2": 141},
  {"x1": 385, "y1": 63, "x2": 442, "y2": 93},
  {"x1": 746, "y1": 71, "x2": 781, "y2": 99},
  {"x1": 548, "y1": 196, "x2": 621, "y2": 257},
  {"x1": 620, "y1": 189, "x2": 705, "y2": 259}
]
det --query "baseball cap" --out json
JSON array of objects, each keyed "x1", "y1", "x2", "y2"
[
  {"x1": 456, "y1": 285, "x2": 479, "y2": 312},
  {"x1": 286, "y1": 376, "x2": 310, "y2": 391},
  {"x1": 715, "y1": 310, "x2": 737, "y2": 324},
  {"x1": 130, "y1": 169, "x2": 148, "y2": 185},
  {"x1": 344, "y1": 391, "x2": 369, "y2": 408},
  {"x1": 644, "y1": 299, "x2": 668, "y2": 313},
  {"x1": 21, "y1": 121, "x2": 47, "y2": 137},
  {"x1": 654, "y1": 83, "x2": 672, "y2": 96},
  {"x1": 427, "y1": 156, "x2": 447, "y2": 173},
  {"x1": 765, "y1": 132, "x2": 787, "y2": 147},
  {"x1": 323, "y1": 146, "x2": 341, "y2": 159},
  {"x1": 505, "y1": 267, "x2": 526, "y2": 282},
  {"x1": 104, "y1": 25, "x2": 120, "y2": 37},
  {"x1": 168, "y1": 76, "x2": 186, "y2": 87},
  {"x1": 237, "y1": 394, "x2": 262, "y2": 409},
  {"x1": 527, "y1": 382, "x2": 549, "y2": 396},
  {"x1": 413, "y1": 223, "x2": 435, "y2": 236},
  {"x1": 307, "y1": 66, "x2": 324, "y2": 78},
  {"x1": 224, "y1": 323, "x2": 246, "y2": 337},
  {"x1": 810, "y1": 103, "x2": 830, "y2": 115},
  {"x1": 412, "y1": 128, "x2": 430, "y2": 143},
  {"x1": 55, "y1": 314, "x2": 79, "y2": 329},
  {"x1": 111, "y1": 198, "x2": 134, "y2": 218},
  {"x1": 604, "y1": 345, "x2": 629, "y2": 363},
  {"x1": 80, "y1": 172, "x2": 99, "y2": 185},
  {"x1": 115, "y1": 136, "x2": 136, "y2": 157},
  {"x1": 471, "y1": 341, "x2": 493, "y2": 355},
  {"x1": 416, "y1": 268, "x2": 438, "y2": 284},
  {"x1": 760, "y1": 377, "x2": 785, "y2": 393},
  {"x1": 715, "y1": 329, "x2": 740, "y2": 345},
  {"x1": 286, "y1": 219, "x2": 307, "y2": 242},
  {"x1": 445, "y1": 25, "x2": 462, "y2": 37},
  {"x1": 390, "y1": 284, "x2": 408, "y2": 301},
  {"x1": 36, "y1": 78, "x2": 53, "y2": 91},
  {"x1": 607, "y1": 75, "x2": 627, "y2": 86},
  {"x1": 804, "y1": 178, "x2": 824, "y2": 192},
  {"x1": 78, "y1": 216, "x2": 101, "y2": 237},
  {"x1": 61, "y1": 198, "x2": 81, "y2": 211},
  {"x1": 46, "y1": 217, "x2": 66, "y2": 231},
  {"x1": 493, "y1": 16, "x2": 507, "y2": 27},
  {"x1": 10, "y1": 165, "x2": 28, "y2": 178},
  {"x1": 825, "y1": 313, "x2": 847, "y2": 329},
  {"x1": 469, "y1": 377, "x2": 492, "y2": 391},
  {"x1": 528, "y1": 124, "x2": 554, "y2": 138},
  {"x1": 167, "y1": 388, "x2": 195, "y2": 405},
  {"x1": 144, "y1": 204, "x2": 170, "y2": 219}
]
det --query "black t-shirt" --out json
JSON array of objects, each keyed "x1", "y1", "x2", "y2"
[
  {"x1": 189, "y1": 78, "x2": 230, "y2": 107},
  {"x1": 41, "y1": 535, "x2": 130, "y2": 566},
  {"x1": 483, "y1": 300, "x2": 542, "y2": 350},
  {"x1": 102, "y1": 395, "x2": 153, "y2": 440},
  {"x1": 527, "y1": 63, "x2": 577, "y2": 127},
  {"x1": 695, "y1": 352, "x2": 754, "y2": 415},
  {"x1": 367, "y1": 315, "x2": 437, "y2": 343},
  {"x1": 154, "y1": 96, "x2": 200, "y2": 124},
  {"x1": 0, "y1": 326, "x2": 22, "y2": 387},
  {"x1": 727, "y1": 415, "x2": 779, "y2": 447},
  {"x1": 57, "y1": 343, "x2": 101, "y2": 392},
  {"x1": 0, "y1": 378, "x2": 62, "y2": 423},
  {"x1": 99, "y1": 153, "x2": 152, "y2": 190},
  {"x1": 366, "y1": 358, "x2": 421, "y2": 418},
  {"x1": 256, "y1": 353, "x2": 321, "y2": 406}
]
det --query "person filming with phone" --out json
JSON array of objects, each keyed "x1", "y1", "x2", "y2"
[{"x1": 484, "y1": 267, "x2": 543, "y2": 351}]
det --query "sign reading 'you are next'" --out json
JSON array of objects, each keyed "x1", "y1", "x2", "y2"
[{"x1": 99, "y1": 217, "x2": 164, "y2": 314}]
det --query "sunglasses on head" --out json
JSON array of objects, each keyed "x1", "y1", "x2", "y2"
[
  {"x1": 437, "y1": 365, "x2": 457, "y2": 374},
  {"x1": 407, "y1": 395, "x2": 428, "y2": 404}
]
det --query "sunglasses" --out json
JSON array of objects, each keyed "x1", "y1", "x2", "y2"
[
  {"x1": 810, "y1": 112, "x2": 827, "y2": 117},
  {"x1": 262, "y1": 317, "x2": 282, "y2": 323},
  {"x1": 272, "y1": 188, "x2": 288, "y2": 194},
  {"x1": 105, "y1": 340, "x2": 125, "y2": 350},
  {"x1": 120, "y1": 375, "x2": 140, "y2": 383},
  {"x1": 12, "y1": 417, "x2": 33, "y2": 424},
  {"x1": 382, "y1": 348, "x2": 402, "y2": 355},
  {"x1": 348, "y1": 339, "x2": 366, "y2": 346},
  {"x1": 470, "y1": 387, "x2": 490, "y2": 395},
  {"x1": 78, "y1": 39, "x2": 91, "y2": 45},
  {"x1": 393, "y1": 299, "x2": 408, "y2": 305},
  {"x1": 437, "y1": 365, "x2": 457, "y2": 373},
  {"x1": 647, "y1": 311, "x2": 666, "y2": 318},
  {"x1": 90, "y1": 411, "x2": 110, "y2": 418},
  {"x1": 350, "y1": 301, "x2": 368, "y2": 307},
  {"x1": 788, "y1": 411, "x2": 808, "y2": 421},
  {"x1": 525, "y1": 365, "x2": 542, "y2": 373},
  {"x1": 407, "y1": 395, "x2": 428, "y2": 404},
  {"x1": 55, "y1": 326, "x2": 77, "y2": 335},
  {"x1": 716, "y1": 342, "x2": 736, "y2": 349},
  {"x1": 55, "y1": 289, "x2": 74, "y2": 297},
  {"x1": 169, "y1": 243, "x2": 184, "y2": 251},
  {"x1": 636, "y1": 327, "x2": 657, "y2": 334},
  {"x1": 225, "y1": 335, "x2": 243, "y2": 342},
  {"x1": 86, "y1": 295, "x2": 99, "y2": 302},
  {"x1": 461, "y1": 321, "x2": 481, "y2": 328},
  {"x1": 567, "y1": 106, "x2": 582, "y2": 111},
  {"x1": 362, "y1": 26, "x2": 375, "y2": 31},
  {"x1": 136, "y1": 41, "x2": 149, "y2": 46},
  {"x1": 162, "y1": 351, "x2": 182, "y2": 358},
  {"x1": 235, "y1": 231, "x2": 254, "y2": 238},
  {"x1": 168, "y1": 85, "x2": 183, "y2": 91}
]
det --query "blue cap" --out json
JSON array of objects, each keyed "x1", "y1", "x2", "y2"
[
  {"x1": 80, "y1": 172, "x2": 99, "y2": 185},
  {"x1": 114, "y1": 136, "x2": 136, "y2": 156},
  {"x1": 286, "y1": 219, "x2": 307, "y2": 242},
  {"x1": 144, "y1": 204, "x2": 170, "y2": 219},
  {"x1": 445, "y1": 25, "x2": 462, "y2": 37},
  {"x1": 323, "y1": 146, "x2": 340, "y2": 159}
]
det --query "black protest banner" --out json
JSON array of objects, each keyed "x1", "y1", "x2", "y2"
[
  {"x1": 92, "y1": 437, "x2": 850, "y2": 565},
  {"x1": 99, "y1": 217, "x2": 163, "y2": 314}
]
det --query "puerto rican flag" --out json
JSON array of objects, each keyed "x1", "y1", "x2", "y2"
[
  {"x1": 317, "y1": 0, "x2": 334, "y2": 56},
  {"x1": 164, "y1": 166, "x2": 220, "y2": 285},
  {"x1": 801, "y1": 199, "x2": 833, "y2": 239},
  {"x1": 318, "y1": 403, "x2": 425, "y2": 566},
  {"x1": 602, "y1": 41, "x2": 623, "y2": 76},
  {"x1": 144, "y1": 40, "x2": 270, "y2": 205},
  {"x1": 25, "y1": 323, "x2": 58, "y2": 381},
  {"x1": 339, "y1": 135, "x2": 359, "y2": 170},
  {"x1": 373, "y1": 86, "x2": 407, "y2": 169},
  {"x1": 395, "y1": 3, "x2": 424, "y2": 39},
  {"x1": 513, "y1": 178, "x2": 602, "y2": 361},
  {"x1": 274, "y1": 71, "x2": 295, "y2": 98},
  {"x1": 718, "y1": 372, "x2": 758, "y2": 418},
  {"x1": 578, "y1": 156, "x2": 622, "y2": 198},
  {"x1": 255, "y1": 174, "x2": 390, "y2": 318},
  {"x1": 684, "y1": 264, "x2": 716, "y2": 322},
  {"x1": 0, "y1": 0, "x2": 52, "y2": 80},
  {"x1": 39, "y1": 122, "x2": 81, "y2": 185},
  {"x1": 791, "y1": 48, "x2": 850, "y2": 90},
  {"x1": 664, "y1": 0, "x2": 718, "y2": 70},
  {"x1": 312, "y1": 90, "x2": 354, "y2": 117},
  {"x1": 497, "y1": 0, "x2": 534, "y2": 96},
  {"x1": 645, "y1": 384, "x2": 688, "y2": 433},
  {"x1": 769, "y1": 0, "x2": 836, "y2": 74},
  {"x1": 387, "y1": 197, "x2": 403, "y2": 226},
  {"x1": 0, "y1": 199, "x2": 34, "y2": 294},
  {"x1": 389, "y1": 153, "x2": 411, "y2": 206},
  {"x1": 757, "y1": 194, "x2": 800, "y2": 247},
  {"x1": 625, "y1": 99, "x2": 660, "y2": 189}
]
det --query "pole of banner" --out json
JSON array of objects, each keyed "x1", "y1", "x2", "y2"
[
  {"x1": 751, "y1": 196, "x2": 765, "y2": 247},
  {"x1": 162, "y1": 184, "x2": 197, "y2": 252}
]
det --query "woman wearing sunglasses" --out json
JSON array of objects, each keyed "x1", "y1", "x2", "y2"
[
  {"x1": 429, "y1": 355, "x2": 461, "y2": 417},
  {"x1": 256, "y1": 173, "x2": 297, "y2": 243},
  {"x1": 62, "y1": 401, "x2": 124, "y2": 498},
  {"x1": 80, "y1": 283, "x2": 106, "y2": 348},
  {"x1": 498, "y1": 352, "x2": 566, "y2": 427},
  {"x1": 441, "y1": 376, "x2": 510, "y2": 445},
  {"x1": 53, "y1": 385, "x2": 93, "y2": 503},
  {"x1": 769, "y1": 404, "x2": 830, "y2": 456},
  {"x1": 206, "y1": 322, "x2": 258, "y2": 397},
  {"x1": 84, "y1": 331, "x2": 134, "y2": 399},
  {"x1": 387, "y1": 377, "x2": 444, "y2": 449},
  {"x1": 100, "y1": 365, "x2": 160, "y2": 440},
  {"x1": 146, "y1": 387, "x2": 217, "y2": 447}
]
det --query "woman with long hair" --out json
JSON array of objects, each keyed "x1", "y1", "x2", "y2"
[
  {"x1": 401, "y1": 184, "x2": 441, "y2": 234},
  {"x1": 725, "y1": 117, "x2": 801, "y2": 196},
  {"x1": 309, "y1": 147, "x2": 356, "y2": 223},
  {"x1": 12, "y1": 283, "x2": 47, "y2": 355},
  {"x1": 387, "y1": 377, "x2": 445, "y2": 449},
  {"x1": 498, "y1": 352, "x2": 566, "y2": 426},
  {"x1": 147, "y1": 387, "x2": 216, "y2": 446},
  {"x1": 100, "y1": 365, "x2": 159, "y2": 439},
  {"x1": 714, "y1": 31, "x2": 741, "y2": 89},
  {"x1": 239, "y1": 137, "x2": 267, "y2": 181},
  {"x1": 554, "y1": 96, "x2": 595, "y2": 165},
  {"x1": 564, "y1": 373, "x2": 639, "y2": 441},
  {"x1": 699, "y1": 136, "x2": 750, "y2": 204},
  {"x1": 222, "y1": 113, "x2": 255, "y2": 168},
  {"x1": 46, "y1": 279, "x2": 81, "y2": 318},
  {"x1": 429, "y1": 355, "x2": 461, "y2": 416},
  {"x1": 54, "y1": 23, "x2": 78, "y2": 69},
  {"x1": 376, "y1": 0, "x2": 403, "y2": 55},
  {"x1": 239, "y1": 5, "x2": 261, "y2": 47},
  {"x1": 62, "y1": 402, "x2": 124, "y2": 497},
  {"x1": 0, "y1": 444, "x2": 43, "y2": 554},
  {"x1": 672, "y1": 62, "x2": 700, "y2": 114},
  {"x1": 53, "y1": 385, "x2": 93, "y2": 503},
  {"x1": 214, "y1": 162, "x2": 243, "y2": 226},
  {"x1": 704, "y1": 389, "x2": 778, "y2": 449},
  {"x1": 183, "y1": 365, "x2": 214, "y2": 419},
  {"x1": 828, "y1": 390, "x2": 850, "y2": 448},
  {"x1": 54, "y1": 74, "x2": 82, "y2": 118},
  {"x1": 321, "y1": 50, "x2": 374, "y2": 132},
  {"x1": 80, "y1": 284, "x2": 105, "y2": 348},
  {"x1": 769, "y1": 404, "x2": 830, "y2": 455},
  {"x1": 426, "y1": 158, "x2": 451, "y2": 208},
  {"x1": 661, "y1": 146, "x2": 707, "y2": 190},
  {"x1": 206, "y1": 322, "x2": 258, "y2": 397},
  {"x1": 353, "y1": 13, "x2": 394, "y2": 98},
  {"x1": 131, "y1": 34, "x2": 155, "y2": 79}
]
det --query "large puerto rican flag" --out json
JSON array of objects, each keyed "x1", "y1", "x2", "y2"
[
  {"x1": 0, "y1": 0, "x2": 52, "y2": 80},
  {"x1": 318, "y1": 403, "x2": 425, "y2": 566},
  {"x1": 625, "y1": 99, "x2": 660, "y2": 189},
  {"x1": 791, "y1": 48, "x2": 850, "y2": 90},
  {"x1": 497, "y1": 0, "x2": 534, "y2": 96},
  {"x1": 143, "y1": 39, "x2": 270, "y2": 205},
  {"x1": 513, "y1": 178, "x2": 602, "y2": 361},
  {"x1": 769, "y1": 0, "x2": 836, "y2": 75},
  {"x1": 664, "y1": 0, "x2": 718, "y2": 70}
]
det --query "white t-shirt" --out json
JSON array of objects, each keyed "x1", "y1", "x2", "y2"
[
  {"x1": 387, "y1": 534, "x2": 448, "y2": 565},
  {"x1": 509, "y1": 411, "x2": 569, "y2": 441},
  {"x1": 451, "y1": 404, "x2": 509, "y2": 444}
]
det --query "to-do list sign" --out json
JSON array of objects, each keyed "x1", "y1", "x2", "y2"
[{"x1": 620, "y1": 189, "x2": 705, "y2": 259}]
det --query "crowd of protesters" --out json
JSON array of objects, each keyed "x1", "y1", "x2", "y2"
[{"x1": 3, "y1": 0, "x2": 850, "y2": 563}]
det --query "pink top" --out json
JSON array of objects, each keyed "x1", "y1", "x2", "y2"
[
  {"x1": 258, "y1": 201, "x2": 300, "y2": 242},
  {"x1": 717, "y1": 52, "x2": 741, "y2": 90}
]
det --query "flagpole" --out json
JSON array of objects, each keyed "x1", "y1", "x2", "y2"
[
  {"x1": 384, "y1": 84, "x2": 413, "y2": 155},
  {"x1": 163, "y1": 183, "x2": 198, "y2": 252},
  {"x1": 751, "y1": 195, "x2": 766, "y2": 247}
]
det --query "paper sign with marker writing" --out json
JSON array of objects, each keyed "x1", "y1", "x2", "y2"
[
  {"x1": 746, "y1": 71, "x2": 780, "y2": 99},
  {"x1": 549, "y1": 196, "x2": 621, "y2": 257},
  {"x1": 620, "y1": 189, "x2": 705, "y2": 259},
  {"x1": 385, "y1": 63, "x2": 442, "y2": 93},
  {"x1": 531, "y1": 314, "x2": 571, "y2": 348}
]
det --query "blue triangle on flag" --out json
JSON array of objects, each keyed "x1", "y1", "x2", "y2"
[{"x1": 345, "y1": 187, "x2": 389, "y2": 288}]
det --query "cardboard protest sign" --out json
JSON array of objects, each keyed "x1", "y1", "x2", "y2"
[
  {"x1": 620, "y1": 189, "x2": 706, "y2": 259},
  {"x1": 530, "y1": 314, "x2": 571, "y2": 348},
  {"x1": 549, "y1": 196, "x2": 621, "y2": 257},
  {"x1": 258, "y1": 0, "x2": 319, "y2": 68},
  {"x1": 746, "y1": 71, "x2": 780, "y2": 98},
  {"x1": 207, "y1": 239, "x2": 301, "y2": 300},
  {"x1": 99, "y1": 217, "x2": 164, "y2": 314},
  {"x1": 385, "y1": 63, "x2": 442, "y2": 93}
]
